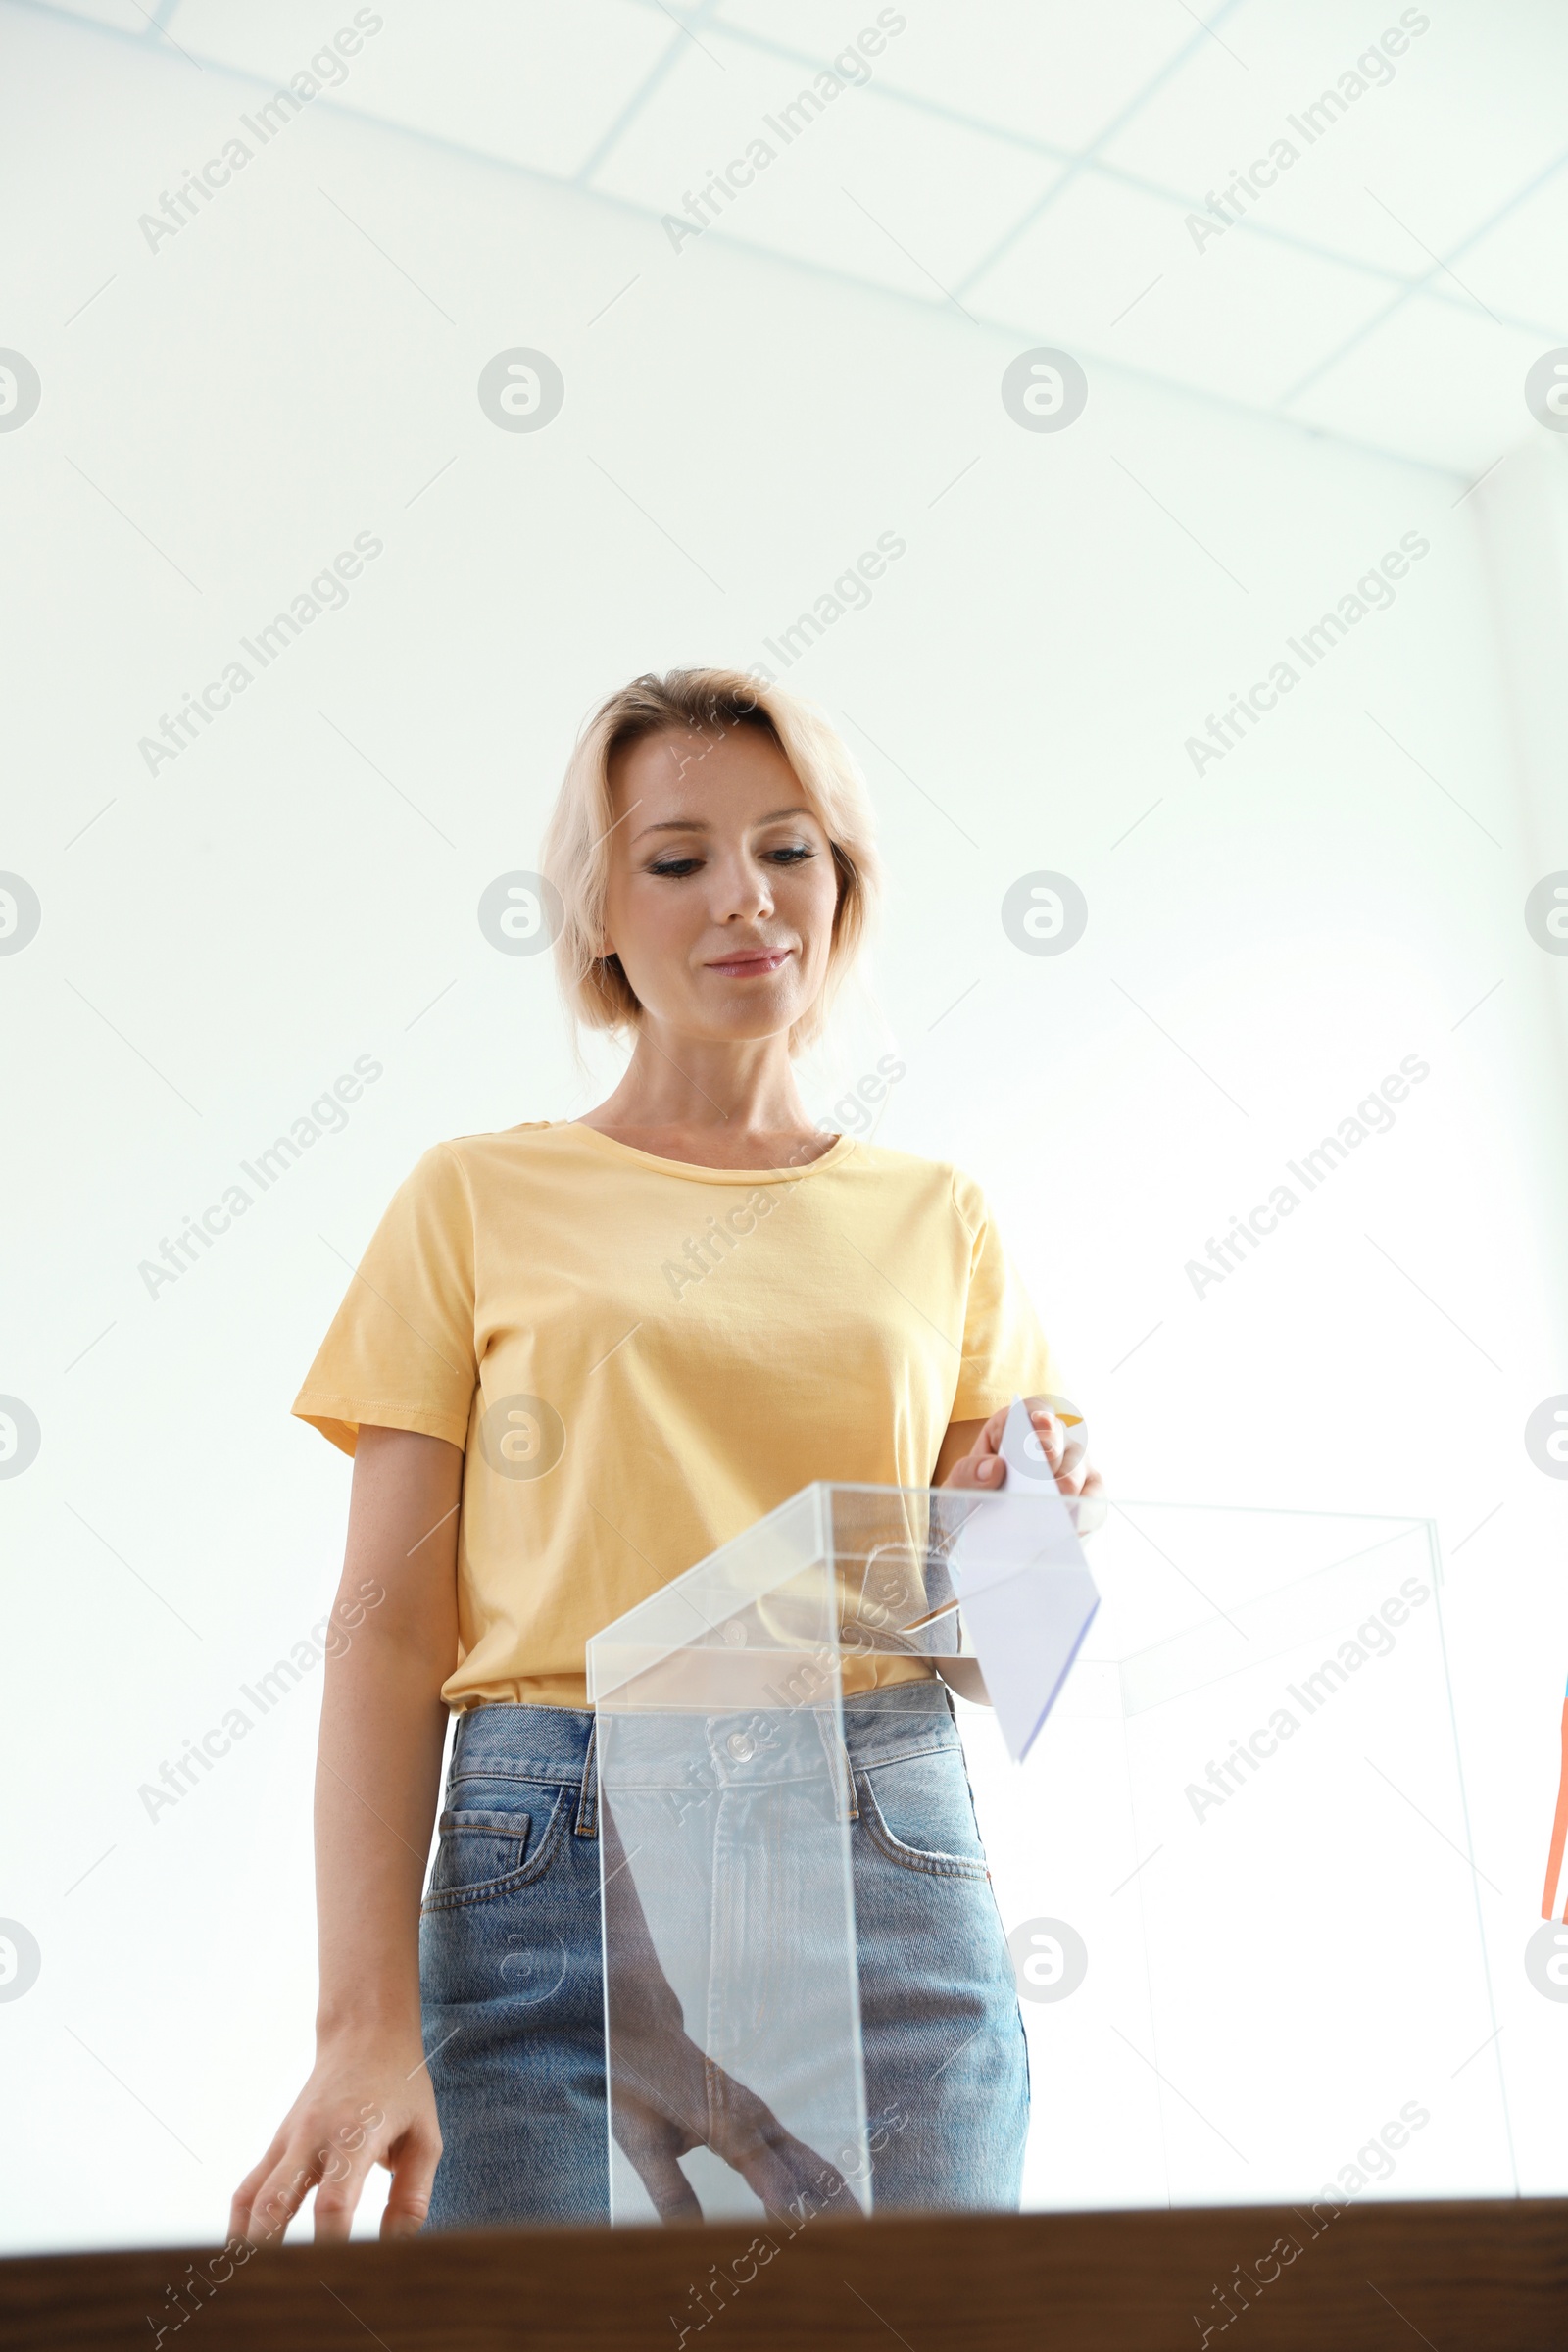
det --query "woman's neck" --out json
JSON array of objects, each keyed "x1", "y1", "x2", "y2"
[{"x1": 575, "y1": 1025, "x2": 835, "y2": 1168}]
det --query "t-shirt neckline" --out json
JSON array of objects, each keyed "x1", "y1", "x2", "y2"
[{"x1": 558, "y1": 1120, "x2": 858, "y2": 1184}]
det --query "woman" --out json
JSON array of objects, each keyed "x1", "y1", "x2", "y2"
[{"x1": 229, "y1": 668, "x2": 1099, "y2": 2244}]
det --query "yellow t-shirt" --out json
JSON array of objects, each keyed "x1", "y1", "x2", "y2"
[{"x1": 293, "y1": 1121, "x2": 1063, "y2": 1710}]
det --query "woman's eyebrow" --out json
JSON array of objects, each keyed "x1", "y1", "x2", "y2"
[{"x1": 633, "y1": 805, "x2": 813, "y2": 842}]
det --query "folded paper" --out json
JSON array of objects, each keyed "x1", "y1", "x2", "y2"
[{"x1": 947, "y1": 1396, "x2": 1101, "y2": 1761}]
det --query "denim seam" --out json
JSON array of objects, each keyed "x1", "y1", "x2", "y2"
[
  {"x1": 854, "y1": 1770, "x2": 990, "y2": 1882},
  {"x1": 573, "y1": 1721, "x2": 599, "y2": 1838},
  {"x1": 420, "y1": 1785, "x2": 569, "y2": 1914},
  {"x1": 449, "y1": 1769, "x2": 575, "y2": 1788},
  {"x1": 849, "y1": 1735, "x2": 961, "y2": 1772},
  {"x1": 813, "y1": 1708, "x2": 858, "y2": 1821}
]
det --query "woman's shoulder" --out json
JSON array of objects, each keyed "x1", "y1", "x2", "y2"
[
  {"x1": 841, "y1": 1138, "x2": 984, "y2": 1216},
  {"x1": 396, "y1": 1120, "x2": 574, "y2": 1193},
  {"x1": 437, "y1": 1118, "x2": 558, "y2": 1149}
]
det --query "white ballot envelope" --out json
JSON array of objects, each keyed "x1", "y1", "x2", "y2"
[{"x1": 949, "y1": 1396, "x2": 1101, "y2": 1761}]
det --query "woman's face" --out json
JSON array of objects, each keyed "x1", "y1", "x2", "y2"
[{"x1": 601, "y1": 722, "x2": 841, "y2": 1044}]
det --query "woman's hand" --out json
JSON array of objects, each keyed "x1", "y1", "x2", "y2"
[
  {"x1": 611, "y1": 2027, "x2": 861, "y2": 2228},
  {"x1": 228, "y1": 1425, "x2": 462, "y2": 2244},
  {"x1": 939, "y1": 1398, "x2": 1102, "y2": 1505},
  {"x1": 600, "y1": 1796, "x2": 862, "y2": 2227},
  {"x1": 228, "y1": 2035, "x2": 441, "y2": 2245}
]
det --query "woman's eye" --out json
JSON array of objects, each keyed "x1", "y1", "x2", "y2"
[{"x1": 647, "y1": 844, "x2": 812, "y2": 876}]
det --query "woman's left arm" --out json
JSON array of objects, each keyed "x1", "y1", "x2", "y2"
[{"x1": 935, "y1": 1398, "x2": 1102, "y2": 1501}]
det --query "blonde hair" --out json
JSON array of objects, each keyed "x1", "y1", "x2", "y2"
[{"x1": 541, "y1": 668, "x2": 881, "y2": 1053}]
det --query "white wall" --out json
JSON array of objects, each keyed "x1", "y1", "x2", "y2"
[{"x1": 2, "y1": 2, "x2": 1566, "y2": 2251}]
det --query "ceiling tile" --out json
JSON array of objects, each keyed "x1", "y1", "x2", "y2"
[
  {"x1": 169, "y1": 0, "x2": 673, "y2": 179},
  {"x1": 590, "y1": 28, "x2": 1058, "y2": 297},
  {"x1": 964, "y1": 170, "x2": 1397, "y2": 416},
  {"x1": 1099, "y1": 0, "x2": 1568, "y2": 279},
  {"x1": 711, "y1": 0, "x2": 1223, "y2": 154},
  {"x1": 1457, "y1": 172, "x2": 1568, "y2": 339},
  {"x1": 42, "y1": 0, "x2": 155, "y2": 28},
  {"x1": 1283, "y1": 291, "x2": 1547, "y2": 473},
  {"x1": 26, "y1": 0, "x2": 1568, "y2": 470}
]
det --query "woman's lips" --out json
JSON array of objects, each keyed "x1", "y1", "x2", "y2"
[{"x1": 705, "y1": 948, "x2": 791, "y2": 977}]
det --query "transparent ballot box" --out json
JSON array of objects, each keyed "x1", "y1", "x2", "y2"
[{"x1": 585, "y1": 1485, "x2": 1507, "y2": 2224}]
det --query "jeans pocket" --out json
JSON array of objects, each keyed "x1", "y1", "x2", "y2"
[
  {"x1": 423, "y1": 1788, "x2": 566, "y2": 1911},
  {"x1": 857, "y1": 1754, "x2": 990, "y2": 1880}
]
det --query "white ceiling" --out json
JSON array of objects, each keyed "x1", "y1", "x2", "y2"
[{"x1": 26, "y1": 0, "x2": 1568, "y2": 473}]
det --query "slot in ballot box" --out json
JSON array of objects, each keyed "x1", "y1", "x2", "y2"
[{"x1": 584, "y1": 1486, "x2": 1509, "y2": 2227}]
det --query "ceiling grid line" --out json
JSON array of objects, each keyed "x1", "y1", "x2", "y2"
[
  {"x1": 950, "y1": 0, "x2": 1251, "y2": 295},
  {"x1": 619, "y1": 0, "x2": 1565, "y2": 342},
  {"x1": 1275, "y1": 138, "x2": 1568, "y2": 409},
  {"x1": 573, "y1": 0, "x2": 726, "y2": 185},
  {"x1": 10, "y1": 0, "x2": 1550, "y2": 472}
]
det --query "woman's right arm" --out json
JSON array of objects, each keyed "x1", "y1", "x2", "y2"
[{"x1": 228, "y1": 1424, "x2": 464, "y2": 2245}]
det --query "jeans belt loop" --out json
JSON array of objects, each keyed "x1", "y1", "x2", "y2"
[{"x1": 574, "y1": 1718, "x2": 599, "y2": 1838}]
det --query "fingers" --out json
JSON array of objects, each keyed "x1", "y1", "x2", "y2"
[
  {"x1": 380, "y1": 2122, "x2": 443, "y2": 2241},
  {"x1": 738, "y1": 2121, "x2": 863, "y2": 2227},
  {"x1": 314, "y1": 2097, "x2": 414, "y2": 2242},
  {"x1": 944, "y1": 1404, "x2": 1098, "y2": 1500},
  {"x1": 612, "y1": 2103, "x2": 705, "y2": 2222},
  {"x1": 946, "y1": 1406, "x2": 1059, "y2": 1491},
  {"x1": 1027, "y1": 1396, "x2": 1091, "y2": 1472},
  {"x1": 236, "y1": 2134, "x2": 374, "y2": 2250},
  {"x1": 234, "y1": 2145, "x2": 321, "y2": 2247},
  {"x1": 311, "y1": 2136, "x2": 384, "y2": 2244},
  {"x1": 952, "y1": 1407, "x2": 1007, "y2": 1488},
  {"x1": 233, "y1": 2098, "x2": 401, "y2": 2248},
  {"x1": 1024, "y1": 1403, "x2": 1067, "y2": 1476},
  {"x1": 1021, "y1": 1401, "x2": 1098, "y2": 1498},
  {"x1": 228, "y1": 2135, "x2": 286, "y2": 2245},
  {"x1": 943, "y1": 1448, "x2": 997, "y2": 1491},
  {"x1": 632, "y1": 2143, "x2": 705, "y2": 2223},
  {"x1": 708, "y1": 2074, "x2": 862, "y2": 2224}
]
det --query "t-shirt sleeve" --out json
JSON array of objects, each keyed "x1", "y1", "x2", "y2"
[
  {"x1": 292, "y1": 1143, "x2": 478, "y2": 1456},
  {"x1": 949, "y1": 1168, "x2": 1067, "y2": 1425}
]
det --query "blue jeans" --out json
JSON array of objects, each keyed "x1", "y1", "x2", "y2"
[{"x1": 419, "y1": 1683, "x2": 1028, "y2": 2228}]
